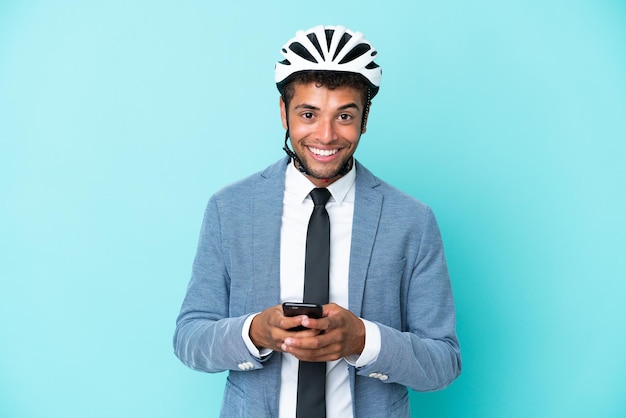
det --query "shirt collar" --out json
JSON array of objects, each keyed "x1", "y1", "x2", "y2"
[{"x1": 285, "y1": 159, "x2": 356, "y2": 206}]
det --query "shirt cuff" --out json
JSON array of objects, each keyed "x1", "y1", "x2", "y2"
[
  {"x1": 344, "y1": 318, "x2": 381, "y2": 368},
  {"x1": 242, "y1": 313, "x2": 273, "y2": 359}
]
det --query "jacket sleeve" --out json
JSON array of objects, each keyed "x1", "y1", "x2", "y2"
[
  {"x1": 356, "y1": 206, "x2": 462, "y2": 391},
  {"x1": 172, "y1": 196, "x2": 272, "y2": 373}
]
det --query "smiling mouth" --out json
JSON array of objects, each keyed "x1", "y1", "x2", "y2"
[{"x1": 308, "y1": 146, "x2": 338, "y2": 157}]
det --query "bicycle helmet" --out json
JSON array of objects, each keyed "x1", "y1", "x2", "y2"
[{"x1": 275, "y1": 25, "x2": 382, "y2": 98}]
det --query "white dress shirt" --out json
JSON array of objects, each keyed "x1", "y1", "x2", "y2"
[{"x1": 243, "y1": 160, "x2": 381, "y2": 418}]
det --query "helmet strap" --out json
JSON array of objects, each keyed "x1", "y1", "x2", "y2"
[
  {"x1": 361, "y1": 88, "x2": 371, "y2": 134},
  {"x1": 283, "y1": 130, "x2": 308, "y2": 174}
]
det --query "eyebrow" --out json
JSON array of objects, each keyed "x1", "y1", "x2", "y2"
[{"x1": 293, "y1": 102, "x2": 361, "y2": 111}]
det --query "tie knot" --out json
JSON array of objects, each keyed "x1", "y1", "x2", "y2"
[{"x1": 310, "y1": 188, "x2": 331, "y2": 206}]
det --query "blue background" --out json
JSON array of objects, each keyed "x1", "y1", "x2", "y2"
[{"x1": 1, "y1": 1, "x2": 625, "y2": 417}]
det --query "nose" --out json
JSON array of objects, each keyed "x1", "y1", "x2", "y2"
[{"x1": 315, "y1": 117, "x2": 336, "y2": 144}]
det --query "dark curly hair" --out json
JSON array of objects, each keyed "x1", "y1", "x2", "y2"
[{"x1": 280, "y1": 70, "x2": 370, "y2": 109}]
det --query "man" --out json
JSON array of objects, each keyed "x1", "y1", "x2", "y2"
[{"x1": 174, "y1": 25, "x2": 461, "y2": 418}]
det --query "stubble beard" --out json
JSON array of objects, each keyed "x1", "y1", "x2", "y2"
[{"x1": 294, "y1": 149, "x2": 353, "y2": 181}]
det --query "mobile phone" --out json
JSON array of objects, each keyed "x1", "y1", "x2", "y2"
[{"x1": 282, "y1": 302, "x2": 323, "y2": 331}]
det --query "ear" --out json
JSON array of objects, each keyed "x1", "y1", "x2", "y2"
[{"x1": 279, "y1": 96, "x2": 288, "y2": 130}]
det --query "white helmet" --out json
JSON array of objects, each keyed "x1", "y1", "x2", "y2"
[{"x1": 275, "y1": 25, "x2": 382, "y2": 98}]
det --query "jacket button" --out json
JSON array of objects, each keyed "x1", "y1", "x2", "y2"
[{"x1": 238, "y1": 362, "x2": 254, "y2": 371}]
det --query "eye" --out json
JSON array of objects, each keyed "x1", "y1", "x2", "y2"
[
  {"x1": 338, "y1": 113, "x2": 354, "y2": 121},
  {"x1": 302, "y1": 112, "x2": 314, "y2": 120}
]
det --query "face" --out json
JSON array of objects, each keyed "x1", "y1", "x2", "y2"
[{"x1": 280, "y1": 82, "x2": 367, "y2": 187}]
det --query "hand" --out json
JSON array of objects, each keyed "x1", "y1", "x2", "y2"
[
  {"x1": 281, "y1": 303, "x2": 366, "y2": 362},
  {"x1": 249, "y1": 304, "x2": 321, "y2": 351}
]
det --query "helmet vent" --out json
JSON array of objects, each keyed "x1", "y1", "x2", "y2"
[
  {"x1": 324, "y1": 29, "x2": 334, "y2": 51},
  {"x1": 332, "y1": 32, "x2": 353, "y2": 61},
  {"x1": 338, "y1": 43, "x2": 371, "y2": 64},
  {"x1": 289, "y1": 42, "x2": 318, "y2": 63},
  {"x1": 307, "y1": 33, "x2": 325, "y2": 59}
]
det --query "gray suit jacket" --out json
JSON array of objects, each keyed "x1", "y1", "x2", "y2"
[{"x1": 174, "y1": 157, "x2": 461, "y2": 417}]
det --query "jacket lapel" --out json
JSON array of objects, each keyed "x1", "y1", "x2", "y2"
[
  {"x1": 249, "y1": 158, "x2": 288, "y2": 312},
  {"x1": 348, "y1": 161, "x2": 382, "y2": 317}
]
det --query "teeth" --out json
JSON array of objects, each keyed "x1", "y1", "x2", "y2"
[{"x1": 309, "y1": 147, "x2": 338, "y2": 157}]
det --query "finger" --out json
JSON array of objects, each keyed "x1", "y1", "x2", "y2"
[
  {"x1": 282, "y1": 330, "x2": 336, "y2": 351},
  {"x1": 278, "y1": 315, "x2": 309, "y2": 330},
  {"x1": 285, "y1": 343, "x2": 343, "y2": 362},
  {"x1": 300, "y1": 316, "x2": 330, "y2": 331}
]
